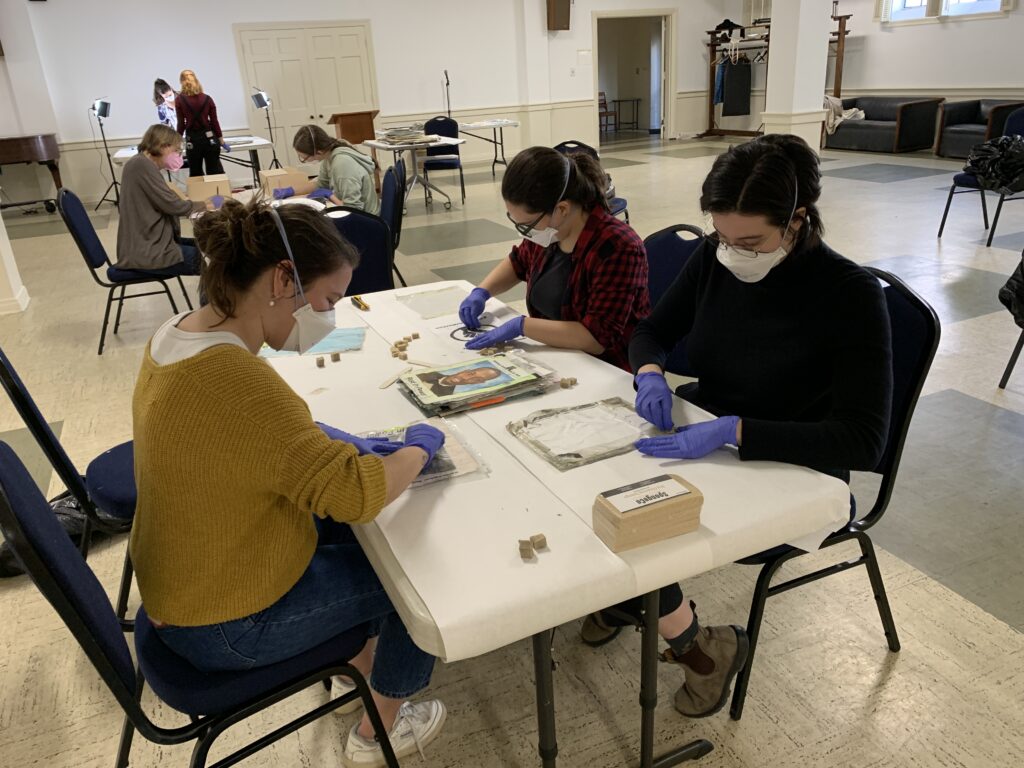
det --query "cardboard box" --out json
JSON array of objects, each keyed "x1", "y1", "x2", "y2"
[
  {"x1": 593, "y1": 474, "x2": 702, "y2": 553},
  {"x1": 186, "y1": 174, "x2": 233, "y2": 201},
  {"x1": 259, "y1": 167, "x2": 309, "y2": 197}
]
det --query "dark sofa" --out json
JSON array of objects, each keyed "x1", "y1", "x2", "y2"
[
  {"x1": 824, "y1": 96, "x2": 944, "y2": 153},
  {"x1": 936, "y1": 99, "x2": 1024, "y2": 159}
]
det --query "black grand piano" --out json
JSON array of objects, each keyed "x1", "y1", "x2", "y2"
[{"x1": 0, "y1": 133, "x2": 62, "y2": 212}]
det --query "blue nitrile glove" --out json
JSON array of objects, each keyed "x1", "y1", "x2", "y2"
[
  {"x1": 221, "y1": 143, "x2": 231, "y2": 153},
  {"x1": 635, "y1": 415, "x2": 740, "y2": 460},
  {"x1": 459, "y1": 287, "x2": 491, "y2": 329},
  {"x1": 317, "y1": 422, "x2": 403, "y2": 456},
  {"x1": 635, "y1": 371, "x2": 674, "y2": 431},
  {"x1": 464, "y1": 315, "x2": 525, "y2": 350},
  {"x1": 209, "y1": 195, "x2": 225, "y2": 210},
  {"x1": 307, "y1": 187, "x2": 334, "y2": 200},
  {"x1": 402, "y1": 423, "x2": 446, "y2": 468},
  {"x1": 272, "y1": 186, "x2": 295, "y2": 200}
]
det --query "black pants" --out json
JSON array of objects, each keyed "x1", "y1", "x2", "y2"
[
  {"x1": 603, "y1": 584, "x2": 685, "y2": 627},
  {"x1": 186, "y1": 135, "x2": 223, "y2": 176}
]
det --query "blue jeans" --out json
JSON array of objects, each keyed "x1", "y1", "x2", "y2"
[{"x1": 155, "y1": 520, "x2": 435, "y2": 699}]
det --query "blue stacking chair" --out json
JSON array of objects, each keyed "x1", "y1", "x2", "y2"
[
  {"x1": 937, "y1": 107, "x2": 1024, "y2": 247},
  {"x1": 0, "y1": 442, "x2": 398, "y2": 768},
  {"x1": 57, "y1": 188, "x2": 193, "y2": 355},
  {"x1": 423, "y1": 116, "x2": 466, "y2": 206},
  {"x1": 553, "y1": 140, "x2": 629, "y2": 222},
  {"x1": 642, "y1": 224, "x2": 704, "y2": 376},
  {"x1": 0, "y1": 343, "x2": 138, "y2": 627},
  {"x1": 324, "y1": 206, "x2": 396, "y2": 296},
  {"x1": 378, "y1": 168, "x2": 407, "y2": 287},
  {"x1": 729, "y1": 267, "x2": 941, "y2": 720}
]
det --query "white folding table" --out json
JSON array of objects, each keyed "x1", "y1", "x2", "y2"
[
  {"x1": 267, "y1": 281, "x2": 850, "y2": 767},
  {"x1": 113, "y1": 136, "x2": 272, "y2": 189},
  {"x1": 458, "y1": 118, "x2": 520, "y2": 177},
  {"x1": 363, "y1": 135, "x2": 466, "y2": 211}
]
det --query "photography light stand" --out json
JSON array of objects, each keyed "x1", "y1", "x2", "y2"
[
  {"x1": 91, "y1": 99, "x2": 120, "y2": 210},
  {"x1": 443, "y1": 70, "x2": 451, "y2": 118},
  {"x1": 251, "y1": 89, "x2": 283, "y2": 170}
]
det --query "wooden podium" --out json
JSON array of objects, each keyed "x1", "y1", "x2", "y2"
[{"x1": 329, "y1": 111, "x2": 381, "y2": 191}]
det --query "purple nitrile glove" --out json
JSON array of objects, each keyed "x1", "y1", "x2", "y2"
[
  {"x1": 402, "y1": 423, "x2": 446, "y2": 469},
  {"x1": 308, "y1": 187, "x2": 334, "y2": 200},
  {"x1": 635, "y1": 371, "x2": 674, "y2": 431},
  {"x1": 221, "y1": 143, "x2": 231, "y2": 153},
  {"x1": 272, "y1": 186, "x2": 295, "y2": 200},
  {"x1": 464, "y1": 315, "x2": 525, "y2": 350},
  {"x1": 317, "y1": 422, "x2": 403, "y2": 456},
  {"x1": 209, "y1": 195, "x2": 225, "y2": 210},
  {"x1": 459, "y1": 287, "x2": 490, "y2": 329},
  {"x1": 634, "y1": 415, "x2": 740, "y2": 460}
]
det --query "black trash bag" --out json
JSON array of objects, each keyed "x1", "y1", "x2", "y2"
[
  {"x1": 0, "y1": 489, "x2": 114, "y2": 578},
  {"x1": 999, "y1": 258, "x2": 1024, "y2": 330},
  {"x1": 964, "y1": 135, "x2": 1024, "y2": 194}
]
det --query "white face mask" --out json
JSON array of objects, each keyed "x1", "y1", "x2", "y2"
[
  {"x1": 716, "y1": 241, "x2": 789, "y2": 283},
  {"x1": 280, "y1": 302, "x2": 336, "y2": 354},
  {"x1": 525, "y1": 225, "x2": 561, "y2": 248},
  {"x1": 267, "y1": 207, "x2": 336, "y2": 354}
]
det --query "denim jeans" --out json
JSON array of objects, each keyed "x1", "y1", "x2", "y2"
[{"x1": 155, "y1": 519, "x2": 435, "y2": 699}]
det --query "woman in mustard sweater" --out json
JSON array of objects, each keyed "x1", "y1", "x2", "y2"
[{"x1": 130, "y1": 200, "x2": 447, "y2": 766}]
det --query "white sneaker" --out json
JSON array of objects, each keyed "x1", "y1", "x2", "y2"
[
  {"x1": 341, "y1": 699, "x2": 447, "y2": 767},
  {"x1": 329, "y1": 675, "x2": 365, "y2": 715}
]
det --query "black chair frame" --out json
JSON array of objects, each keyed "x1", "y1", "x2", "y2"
[
  {"x1": 936, "y1": 181, "x2": 989, "y2": 240},
  {"x1": 323, "y1": 205, "x2": 399, "y2": 294},
  {"x1": 379, "y1": 168, "x2": 408, "y2": 287},
  {"x1": 729, "y1": 267, "x2": 941, "y2": 720},
  {"x1": 0, "y1": 345, "x2": 135, "y2": 629},
  {"x1": 0, "y1": 486, "x2": 399, "y2": 768},
  {"x1": 57, "y1": 190, "x2": 193, "y2": 355},
  {"x1": 999, "y1": 330, "x2": 1024, "y2": 389},
  {"x1": 423, "y1": 116, "x2": 466, "y2": 207}
]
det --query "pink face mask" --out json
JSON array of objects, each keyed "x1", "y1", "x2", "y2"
[{"x1": 164, "y1": 151, "x2": 184, "y2": 171}]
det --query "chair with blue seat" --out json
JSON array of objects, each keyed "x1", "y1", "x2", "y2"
[
  {"x1": 642, "y1": 224, "x2": 704, "y2": 376},
  {"x1": 553, "y1": 140, "x2": 630, "y2": 223},
  {"x1": 323, "y1": 205, "x2": 396, "y2": 296},
  {"x1": 0, "y1": 342, "x2": 137, "y2": 626},
  {"x1": 377, "y1": 168, "x2": 407, "y2": 287},
  {"x1": 57, "y1": 188, "x2": 193, "y2": 355},
  {"x1": 728, "y1": 267, "x2": 941, "y2": 720},
  {"x1": 937, "y1": 107, "x2": 1024, "y2": 247},
  {"x1": 0, "y1": 442, "x2": 398, "y2": 768},
  {"x1": 423, "y1": 116, "x2": 466, "y2": 206}
]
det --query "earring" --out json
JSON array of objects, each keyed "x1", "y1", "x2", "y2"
[{"x1": 269, "y1": 299, "x2": 276, "y2": 307}]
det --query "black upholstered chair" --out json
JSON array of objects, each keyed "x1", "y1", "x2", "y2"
[
  {"x1": 936, "y1": 99, "x2": 1024, "y2": 159},
  {"x1": 825, "y1": 97, "x2": 944, "y2": 154}
]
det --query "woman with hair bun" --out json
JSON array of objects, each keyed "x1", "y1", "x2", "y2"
[
  {"x1": 580, "y1": 134, "x2": 894, "y2": 722},
  {"x1": 131, "y1": 199, "x2": 449, "y2": 765},
  {"x1": 457, "y1": 146, "x2": 650, "y2": 371}
]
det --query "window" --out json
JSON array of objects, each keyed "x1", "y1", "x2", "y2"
[{"x1": 879, "y1": 0, "x2": 1016, "y2": 21}]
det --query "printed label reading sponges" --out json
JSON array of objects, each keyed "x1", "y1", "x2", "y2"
[{"x1": 600, "y1": 474, "x2": 691, "y2": 515}]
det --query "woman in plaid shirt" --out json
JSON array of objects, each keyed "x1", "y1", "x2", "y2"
[{"x1": 458, "y1": 147, "x2": 650, "y2": 371}]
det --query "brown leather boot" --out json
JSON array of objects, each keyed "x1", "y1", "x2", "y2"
[
  {"x1": 580, "y1": 611, "x2": 622, "y2": 647},
  {"x1": 661, "y1": 621, "x2": 749, "y2": 718}
]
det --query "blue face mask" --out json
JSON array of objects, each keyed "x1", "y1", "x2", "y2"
[{"x1": 267, "y1": 208, "x2": 336, "y2": 354}]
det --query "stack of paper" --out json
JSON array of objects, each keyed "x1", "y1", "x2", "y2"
[{"x1": 398, "y1": 353, "x2": 552, "y2": 416}]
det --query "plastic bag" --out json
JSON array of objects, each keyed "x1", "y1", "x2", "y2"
[
  {"x1": 964, "y1": 136, "x2": 1024, "y2": 194},
  {"x1": 999, "y1": 258, "x2": 1024, "y2": 330}
]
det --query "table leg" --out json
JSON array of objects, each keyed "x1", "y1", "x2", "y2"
[
  {"x1": 532, "y1": 631, "x2": 558, "y2": 768},
  {"x1": 491, "y1": 128, "x2": 499, "y2": 178},
  {"x1": 45, "y1": 160, "x2": 63, "y2": 190},
  {"x1": 249, "y1": 149, "x2": 261, "y2": 190},
  {"x1": 639, "y1": 590, "x2": 715, "y2": 768}
]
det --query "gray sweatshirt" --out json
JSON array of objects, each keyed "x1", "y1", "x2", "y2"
[
  {"x1": 116, "y1": 153, "x2": 204, "y2": 270},
  {"x1": 316, "y1": 146, "x2": 379, "y2": 214}
]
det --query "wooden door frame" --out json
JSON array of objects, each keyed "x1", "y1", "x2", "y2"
[
  {"x1": 233, "y1": 20, "x2": 381, "y2": 137},
  {"x1": 591, "y1": 9, "x2": 677, "y2": 139}
]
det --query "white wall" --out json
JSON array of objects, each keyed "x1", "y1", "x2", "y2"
[{"x1": 828, "y1": 1, "x2": 1024, "y2": 92}]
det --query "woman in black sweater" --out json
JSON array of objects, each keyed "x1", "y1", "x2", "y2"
[{"x1": 584, "y1": 135, "x2": 893, "y2": 720}]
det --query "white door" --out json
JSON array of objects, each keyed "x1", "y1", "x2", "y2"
[
  {"x1": 239, "y1": 28, "x2": 318, "y2": 167},
  {"x1": 659, "y1": 17, "x2": 668, "y2": 137},
  {"x1": 304, "y1": 25, "x2": 378, "y2": 118}
]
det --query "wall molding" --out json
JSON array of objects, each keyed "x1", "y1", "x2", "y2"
[{"x1": 0, "y1": 286, "x2": 30, "y2": 315}]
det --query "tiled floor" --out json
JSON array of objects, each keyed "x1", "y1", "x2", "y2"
[{"x1": 1, "y1": 135, "x2": 1023, "y2": 768}]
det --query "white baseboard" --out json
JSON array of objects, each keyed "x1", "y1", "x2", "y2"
[{"x1": 0, "y1": 286, "x2": 31, "y2": 315}]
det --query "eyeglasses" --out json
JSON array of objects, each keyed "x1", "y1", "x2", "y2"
[{"x1": 507, "y1": 210, "x2": 547, "y2": 237}]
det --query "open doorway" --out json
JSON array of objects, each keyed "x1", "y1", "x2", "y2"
[{"x1": 595, "y1": 15, "x2": 670, "y2": 147}]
